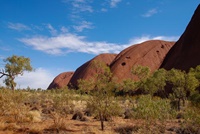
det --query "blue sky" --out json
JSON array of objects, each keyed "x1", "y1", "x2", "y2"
[{"x1": 0, "y1": 0, "x2": 199, "y2": 89}]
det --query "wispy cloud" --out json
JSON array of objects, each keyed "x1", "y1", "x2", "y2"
[
  {"x1": 45, "y1": 24, "x2": 58, "y2": 36},
  {"x1": 73, "y1": 21, "x2": 94, "y2": 32},
  {"x1": 62, "y1": 0, "x2": 94, "y2": 32},
  {"x1": 101, "y1": 8, "x2": 108, "y2": 12},
  {"x1": 142, "y1": 8, "x2": 158, "y2": 17},
  {"x1": 128, "y1": 35, "x2": 179, "y2": 45},
  {"x1": 68, "y1": 0, "x2": 93, "y2": 13},
  {"x1": 0, "y1": 46, "x2": 10, "y2": 51},
  {"x1": 19, "y1": 33, "x2": 178, "y2": 55},
  {"x1": 7, "y1": 22, "x2": 31, "y2": 31},
  {"x1": 110, "y1": 0, "x2": 122, "y2": 8},
  {"x1": 60, "y1": 26, "x2": 69, "y2": 33}
]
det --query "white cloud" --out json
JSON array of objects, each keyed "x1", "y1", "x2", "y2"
[
  {"x1": 110, "y1": 0, "x2": 122, "y2": 8},
  {"x1": 45, "y1": 24, "x2": 57, "y2": 36},
  {"x1": 19, "y1": 34, "x2": 125, "y2": 55},
  {"x1": 142, "y1": 8, "x2": 158, "y2": 17},
  {"x1": 0, "y1": 68, "x2": 56, "y2": 89},
  {"x1": 7, "y1": 22, "x2": 31, "y2": 31},
  {"x1": 73, "y1": 21, "x2": 93, "y2": 32},
  {"x1": 19, "y1": 34, "x2": 178, "y2": 55}
]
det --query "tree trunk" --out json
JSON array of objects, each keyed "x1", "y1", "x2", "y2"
[
  {"x1": 11, "y1": 77, "x2": 15, "y2": 90},
  {"x1": 101, "y1": 119, "x2": 104, "y2": 131},
  {"x1": 178, "y1": 98, "x2": 181, "y2": 111},
  {"x1": 11, "y1": 85, "x2": 14, "y2": 90},
  {"x1": 99, "y1": 113, "x2": 104, "y2": 131}
]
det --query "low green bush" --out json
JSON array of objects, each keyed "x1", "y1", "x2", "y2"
[{"x1": 132, "y1": 95, "x2": 176, "y2": 121}]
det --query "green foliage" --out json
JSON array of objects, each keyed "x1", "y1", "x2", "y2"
[
  {"x1": 0, "y1": 55, "x2": 33, "y2": 90},
  {"x1": 78, "y1": 79, "x2": 94, "y2": 93},
  {"x1": 122, "y1": 65, "x2": 151, "y2": 95},
  {"x1": 4, "y1": 55, "x2": 33, "y2": 75},
  {"x1": 166, "y1": 68, "x2": 199, "y2": 110},
  {"x1": 189, "y1": 65, "x2": 200, "y2": 80},
  {"x1": 131, "y1": 65, "x2": 150, "y2": 80},
  {"x1": 144, "y1": 68, "x2": 167, "y2": 96},
  {"x1": 132, "y1": 95, "x2": 176, "y2": 121},
  {"x1": 87, "y1": 91, "x2": 122, "y2": 118},
  {"x1": 122, "y1": 79, "x2": 137, "y2": 94},
  {"x1": 189, "y1": 91, "x2": 200, "y2": 108}
]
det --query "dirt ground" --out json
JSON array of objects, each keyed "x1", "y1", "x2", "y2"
[{"x1": 0, "y1": 114, "x2": 181, "y2": 134}]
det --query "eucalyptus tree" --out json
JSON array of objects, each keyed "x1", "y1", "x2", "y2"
[
  {"x1": 78, "y1": 60, "x2": 121, "y2": 131},
  {"x1": 0, "y1": 55, "x2": 33, "y2": 90}
]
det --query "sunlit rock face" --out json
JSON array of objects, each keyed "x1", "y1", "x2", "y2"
[
  {"x1": 47, "y1": 72, "x2": 74, "y2": 90},
  {"x1": 68, "y1": 53, "x2": 117, "y2": 88},
  {"x1": 110, "y1": 40, "x2": 174, "y2": 82}
]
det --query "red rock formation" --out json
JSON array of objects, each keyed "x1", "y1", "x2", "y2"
[
  {"x1": 110, "y1": 40, "x2": 175, "y2": 82},
  {"x1": 47, "y1": 72, "x2": 74, "y2": 89},
  {"x1": 160, "y1": 4, "x2": 200, "y2": 71},
  {"x1": 68, "y1": 53, "x2": 117, "y2": 88}
]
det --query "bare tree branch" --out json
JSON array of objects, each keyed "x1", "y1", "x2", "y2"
[{"x1": 0, "y1": 69, "x2": 10, "y2": 78}]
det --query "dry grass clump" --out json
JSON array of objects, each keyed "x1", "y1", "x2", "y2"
[
  {"x1": 27, "y1": 110, "x2": 42, "y2": 123},
  {"x1": 0, "y1": 89, "x2": 31, "y2": 123},
  {"x1": 0, "y1": 122, "x2": 20, "y2": 131},
  {"x1": 48, "y1": 113, "x2": 68, "y2": 133}
]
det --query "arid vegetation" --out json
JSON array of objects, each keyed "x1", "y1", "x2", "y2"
[
  {"x1": 0, "y1": 87, "x2": 199, "y2": 134},
  {"x1": 0, "y1": 60, "x2": 200, "y2": 134}
]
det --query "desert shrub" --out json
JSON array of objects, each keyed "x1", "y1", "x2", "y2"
[
  {"x1": 137, "y1": 123, "x2": 166, "y2": 134},
  {"x1": 72, "y1": 110, "x2": 89, "y2": 121},
  {"x1": 132, "y1": 95, "x2": 176, "y2": 121},
  {"x1": 86, "y1": 94, "x2": 123, "y2": 119},
  {"x1": 114, "y1": 125, "x2": 139, "y2": 134},
  {"x1": 124, "y1": 109, "x2": 134, "y2": 119},
  {"x1": 48, "y1": 113, "x2": 67, "y2": 133},
  {"x1": 180, "y1": 106, "x2": 200, "y2": 133}
]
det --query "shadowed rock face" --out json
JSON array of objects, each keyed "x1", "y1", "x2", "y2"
[
  {"x1": 110, "y1": 40, "x2": 175, "y2": 82},
  {"x1": 47, "y1": 72, "x2": 74, "y2": 90},
  {"x1": 68, "y1": 53, "x2": 117, "y2": 88},
  {"x1": 160, "y1": 4, "x2": 200, "y2": 71}
]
